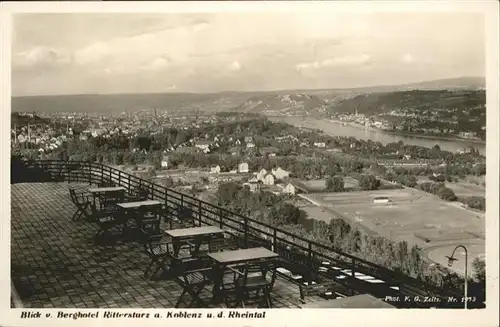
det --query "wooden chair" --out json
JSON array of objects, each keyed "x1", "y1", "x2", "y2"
[
  {"x1": 230, "y1": 260, "x2": 278, "y2": 308},
  {"x1": 93, "y1": 211, "x2": 124, "y2": 245},
  {"x1": 69, "y1": 188, "x2": 92, "y2": 221},
  {"x1": 170, "y1": 205, "x2": 196, "y2": 229},
  {"x1": 125, "y1": 184, "x2": 150, "y2": 202},
  {"x1": 174, "y1": 257, "x2": 213, "y2": 308},
  {"x1": 139, "y1": 229, "x2": 172, "y2": 279}
]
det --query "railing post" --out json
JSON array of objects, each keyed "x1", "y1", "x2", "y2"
[
  {"x1": 351, "y1": 258, "x2": 356, "y2": 278},
  {"x1": 244, "y1": 217, "x2": 248, "y2": 248},
  {"x1": 164, "y1": 189, "x2": 169, "y2": 224},
  {"x1": 308, "y1": 242, "x2": 313, "y2": 271},
  {"x1": 272, "y1": 229, "x2": 277, "y2": 252},
  {"x1": 118, "y1": 170, "x2": 121, "y2": 187},
  {"x1": 128, "y1": 175, "x2": 131, "y2": 193},
  {"x1": 100, "y1": 166, "x2": 104, "y2": 185},
  {"x1": 88, "y1": 163, "x2": 92, "y2": 185},
  {"x1": 219, "y1": 208, "x2": 224, "y2": 229},
  {"x1": 198, "y1": 200, "x2": 202, "y2": 227}
]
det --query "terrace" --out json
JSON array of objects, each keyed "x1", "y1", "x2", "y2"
[{"x1": 10, "y1": 160, "x2": 464, "y2": 309}]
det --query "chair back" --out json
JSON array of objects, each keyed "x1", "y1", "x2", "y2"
[
  {"x1": 69, "y1": 188, "x2": 77, "y2": 205},
  {"x1": 103, "y1": 190, "x2": 124, "y2": 206},
  {"x1": 242, "y1": 260, "x2": 277, "y2": 287},
  {"x1": 137, "y1": 204, "x2": 163, "y2": 233}
]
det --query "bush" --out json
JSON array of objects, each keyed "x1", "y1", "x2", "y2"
[{"x1": 359, "y1": 174, "x2": 381, "y2": 190}]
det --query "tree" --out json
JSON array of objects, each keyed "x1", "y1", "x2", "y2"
[
  {"x1": 325, "y1": 176, "x2": 345, "y2": 192},
  {"x1": 436, "y1": 187, "x2": 457, "y2": 201},
  {"x1": 472, "y1": 257, "x2": 485, "y2": 283},
  {"x1": 359, "y1": 174, "x2": 381, "y2": 190}
]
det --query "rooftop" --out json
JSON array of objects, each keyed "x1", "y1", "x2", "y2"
[{"x1": 11, "y1": 182, "x2": 329, "y2": 309}]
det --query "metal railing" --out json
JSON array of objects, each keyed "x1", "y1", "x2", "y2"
[{"x1": 11, "y1": 159, "x2": 467, "y2": 308}]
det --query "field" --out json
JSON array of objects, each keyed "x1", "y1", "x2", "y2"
[
  {"x1": 416, "y1": 176, "x2": 485, "y2": 197},
  {"x1": 298, "y1": 176, "x2": 359, "y2": 192},
  {"x1": 445, "y1": 182, "x2": 485, "y2": 197},
  {"x1": 302, "y1": 188, "x2": 485, "y2": 274}
]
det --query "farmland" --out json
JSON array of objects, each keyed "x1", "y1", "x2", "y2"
[{"x1": 302, "y1": 188, "x2": 485, "y2": 274}]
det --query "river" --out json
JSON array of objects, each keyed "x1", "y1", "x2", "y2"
[{"x1": 272, "y1": 116, "x2": 486, "y2": 155}]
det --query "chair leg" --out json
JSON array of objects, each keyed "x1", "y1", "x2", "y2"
[{"x1": 175, "y1": 289, "x2": 187, "y2": 308}]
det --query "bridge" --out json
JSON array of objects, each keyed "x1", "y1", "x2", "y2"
[{"x1": 10, "y1": 159, "x2": 469, "y2": 308}]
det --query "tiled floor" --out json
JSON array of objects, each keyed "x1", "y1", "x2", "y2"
[{"x1": 11, "y1": 182, "x2": 324, "y2": 308}]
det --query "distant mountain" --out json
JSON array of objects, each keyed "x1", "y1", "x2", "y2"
[
  {"x1": 11, "y1": 76, "x2": 484, "y2": 114},
  {"x1": 11, "y1": 112, "x2": 49, "y2": 126},
  {"x1": 232, "y1": 94, "x2": 327, "y2": 114},
  {"x1": 329, "y1": 89, "x2": 486, "y2": 115}
]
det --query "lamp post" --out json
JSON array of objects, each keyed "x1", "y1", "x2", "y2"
[{"x1": 445, "y1": 245, "x2": 468, "y2": 309}]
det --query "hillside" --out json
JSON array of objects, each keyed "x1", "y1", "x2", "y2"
[
  {"x1": 11, "y1": 76, "x2": 484, "y2": 114},
  {"x1": 233, "y1": 94, "x2": 327, "y2": 114},
  {"x1": 11, "y1": 112, "x2": 50, "y2": 126},
  {"x1": 329, "y1": 89, "x2": 486, "y2": 115},
  {"x1": 11, "y1": 92, "x2": 265, "y2": 114}
]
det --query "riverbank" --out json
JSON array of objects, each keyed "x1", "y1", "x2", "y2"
[{"x1": 327, "y1": 119, "x2": 486, "y2": 145}]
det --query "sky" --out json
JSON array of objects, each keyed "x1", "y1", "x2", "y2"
[{"x1": 11, "y1": 12, "x2": 486, "y2": 96}]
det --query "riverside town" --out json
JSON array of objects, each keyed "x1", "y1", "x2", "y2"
[{"x1": 8, "y1": 9, "x2": 491, "y2": 313}]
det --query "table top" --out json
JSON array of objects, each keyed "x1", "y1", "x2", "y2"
[
  {"x1": 88, "y1": 186, "x2": 125, "y2": 193},
  {"x1": 300, "y1": 294, "x2": 395, "y2": 308},
  {"x1": 165, "y1": 226, "x2": 223, "y2": 238},
  {"x1": 208, "y1": 247, "x2": 278, "y2": 264},
  {"x1": 117, "y1": 200, "x2": 162, "y2": 209}
]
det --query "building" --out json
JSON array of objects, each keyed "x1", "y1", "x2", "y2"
[
  {"x1": 210, "y1": 165, "x2": 221, "y2": 174},
  {"x1": 257, "y1": 169, "x2": 268, "y2": 181},
  {"x1": 373, "y1": 196, "x2": 390, "y2": 204},
  {"x1": 238, "y1": 162, "x2": 249, "y2": 173},
  {"x1": 243, "y1": 177, "x2": 260, "y2": 192},
  {"x1": 314, "y1": 142, "x2": 326, "y2": 148},
  {"x1": 263, "y1": 173, "x2": 275, "y2": 186},
  {"x1": 161, "y1": 156, "x2": 169, "y2": 169},
  {"x1": 246, "y1": 142, "x2": 255, "y2": 149},
  {"x1": 195, "y1": 141, "x2": 211, "y2": 151},
  {"x1": 272, "y1": 167, "x2": 290, "y2": 180},
  {"x1": 282, "y1": 183, "x2": 296, "y2": 195}
]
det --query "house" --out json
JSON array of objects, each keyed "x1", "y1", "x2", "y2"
[
  {"x1": 263, "y1": 173, "x2": 275, "y2": 186},
  {"x1": 195, "y1": 141, "x2": 211, "y2": 151},
  {"x1": 161, "y1": 156, "x2": 169, "y2": 169},
  {"x1": 211, "y1": 165, "x2": 221, "y2": 174},
  {"x1": 403, "y1": 154, "x2": 412, "y2": 160},
  {"x1": 228, "y1": 147, "x2": 241, "y2": 156},
  {"x1": 260, "y1": 147, "x2": 279, "y2": 156},
  {"x1": 238, "y1": 162, "x2": 249, "y2": 173},
  {"x1": 257, "y1": 169, "x2": 268, "y2": 181},
  {"x1": 235, "y1": 139, "x2": 241, "y2": 145},
  {"x1": 246, "y1": 142, "x2": 255, "y2": 149},
  {"x1": 373, "y1": 196, "x2": 390, "y2": 204},
  {"x1": 314, "y1": 142, "x2": 326, "y2": 148},
  {"x1": 243, "y1": 177, "x2": 261, "y2": 192},
  {"x1": 282, "y1": 183, "x2": 296, "y2": 195},
  {"x1": 272, "y1": 167, "x2": 290, "y2": 180}
]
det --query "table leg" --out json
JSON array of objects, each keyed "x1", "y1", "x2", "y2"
[{"x1": 211, "y1": 264, "x2": 224, "y2": 304}]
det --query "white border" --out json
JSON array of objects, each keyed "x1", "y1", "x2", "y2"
[{"x1": 1, "y1": 2, "x2": 498, "y2": 327}]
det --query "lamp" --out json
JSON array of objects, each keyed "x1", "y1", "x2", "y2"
[{"x1": 445, "y1": 245, "x2": 468, "y2": 309}]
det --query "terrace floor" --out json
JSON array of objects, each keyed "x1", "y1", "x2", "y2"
[{"x1": 11, "y1": 182, "x2": 326, "y2": 308}]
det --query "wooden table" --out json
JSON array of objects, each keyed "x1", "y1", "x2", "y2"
[
  {"x1": 208, "y1": 247, "x2": 279, "y2": 303},
  {"x1": 88, "y1": 186, "x2": 126, "y2": 193},
  {"x1": 300, "y1": 294, "x2": 396, "y2": 308},
  {"x1": 208, "y1": 247, "x2": 278, "y2": 265},
  {"x1": 166, "y1": 226, "x2": 224, "y2": 255},
  {"x1": 88, "y1": 187, "x2": 126, "y2": 210},
  {"x1": 117, "y1": 200, "x2": 162, "y2": 209}
]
